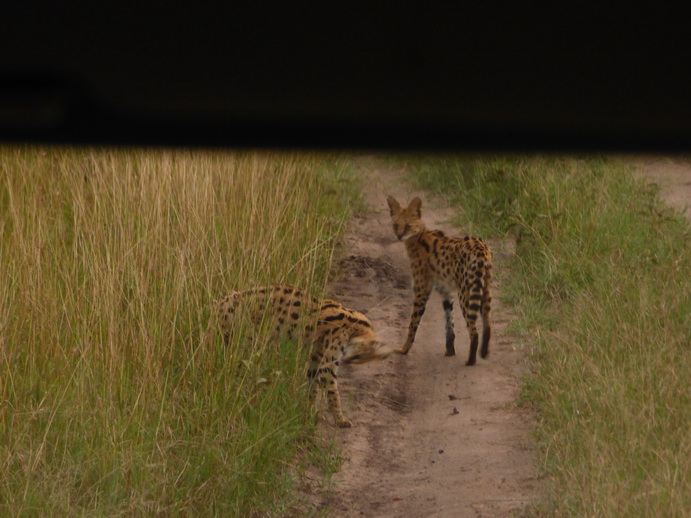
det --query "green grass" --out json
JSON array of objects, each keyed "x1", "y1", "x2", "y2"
[
  {"x1": 400, "y1": 154, "x2": 691, "y2": 517},
  {"x1": 0, "y1": 146, "x2": 358, "y2": 516}
]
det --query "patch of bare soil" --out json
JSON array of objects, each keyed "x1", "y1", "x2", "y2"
[
  {"x1": 630, "y1": 155, "x2": 691, "y2": 221},
  {"x1": 305, "y1": 159, "x2": 541, "y2": 517}
]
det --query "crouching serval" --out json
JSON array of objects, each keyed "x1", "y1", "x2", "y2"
[{"x1": 216, "y1": 284, "x2": 393, "y2": 427}]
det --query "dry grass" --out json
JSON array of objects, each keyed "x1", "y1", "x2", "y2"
[{"x1": 0, "y1": 146, "x2": 357, "y2": 515}]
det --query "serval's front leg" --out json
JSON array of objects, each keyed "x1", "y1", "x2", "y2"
[
  {"x1": 316, "y1": 343, "x2": 351, "y2": 428},
  {"x1": 396, "y1": 282, "x2": 431, "y2": 355}
]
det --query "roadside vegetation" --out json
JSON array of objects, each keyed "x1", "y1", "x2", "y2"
[
  {"x1": 402, "y1": 155, "x2": 690, "y2": 516},
  {"x1": 4, "y1": 148, "x2": 688, "y2": 516},
  {"x1": 0, "y1": 147, "x2": 357, "y2": 516}
]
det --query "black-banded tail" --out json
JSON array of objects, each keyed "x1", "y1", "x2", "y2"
[{"x1": 480, "y1": 263, "x2": 492, "y2": 359}]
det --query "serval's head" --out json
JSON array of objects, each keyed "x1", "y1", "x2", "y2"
[
  {"x1": 341, "y1": 313, "x2": 394, "y2": 365},
  {"x1": 386, "y1": 196, "x2": 426, "y2": 241}
]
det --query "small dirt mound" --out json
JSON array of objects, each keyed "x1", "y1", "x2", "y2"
[{"x1": 337, "y1": 254, "x2": 408, "y2": 289}]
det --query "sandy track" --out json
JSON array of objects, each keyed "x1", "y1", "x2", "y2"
[
  {"x1": 298, "y1": 155, "x2": 690, "y2": 517},
  {"x1": 309, "y1": 159, "x2": 541, "y2": 517},
  {"x1": 631, "y1": 155, "x2": 691, "y2": 222}
]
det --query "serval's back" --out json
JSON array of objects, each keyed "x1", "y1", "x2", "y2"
[{"x1": 387, "y1": 196, "x2": 492, "y2": 366}]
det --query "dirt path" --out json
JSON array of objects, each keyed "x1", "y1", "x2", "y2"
[
  {"x1": 304, "y1": 155, "x2": 690, "y2": 518},
  {"x1": 310, "y1": 158, "x2": 541, "y2": 517},
  {"x1": 630, "y1": 155, "x2": 691, "y2": 222}
]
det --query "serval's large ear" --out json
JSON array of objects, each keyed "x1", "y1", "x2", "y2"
[
  {"x1": 386, "y1": 195, "x2": 401, "y2": 216},
  {"x1": 409, "y1": 197, "x2": 422, "y2": 217}
]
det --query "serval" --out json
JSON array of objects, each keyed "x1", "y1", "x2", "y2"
[
  {"x1": 387, "y1": 196, "x2": 493, "y2": 366},
  {"x1": 216, "y1": 284, "x2": 392, "y2": 427}
]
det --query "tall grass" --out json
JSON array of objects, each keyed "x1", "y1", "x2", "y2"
[
  {"x1": 401, "y1": 155, "x2": 690, "y2": 516},
  {"x1": 0, "y1": 146, "x2": 357, "y2": 516}
]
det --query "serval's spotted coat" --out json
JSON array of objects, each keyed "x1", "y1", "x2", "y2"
[
  {"x1": 387, "y1": 196, "x2": 493, "y2": 366},
  {"x1": 216, "y1": 284, "x2": 391, "y2": 427}
]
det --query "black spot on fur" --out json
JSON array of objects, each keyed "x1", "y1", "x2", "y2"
[
  {"x1": 346, "y1": 316, "x2": 372, "y2": 327},
  {"x1": 319, "y1": 367, "x2": 336, "y2": 378}
]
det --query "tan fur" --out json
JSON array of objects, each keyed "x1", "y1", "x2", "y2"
[
  {"x1": 216, "y1": 284, "x2": 391, "y2": 427},
  {"x1": 387, "y1": 196, "x2": 493, "y2": 365}
]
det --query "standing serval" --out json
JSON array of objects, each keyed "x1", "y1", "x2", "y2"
[{"x1": 387, "y1": 196, "x2": 493, "y2": 366}]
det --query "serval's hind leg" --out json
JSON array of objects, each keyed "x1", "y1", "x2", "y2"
[{"x1": 441, "y1": 290, "x2": 456, "y2": 357}]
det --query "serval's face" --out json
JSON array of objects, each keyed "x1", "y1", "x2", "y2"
[
  {"x1": 387, "y1": 195, "x2": 425, "y2": 241},
  {"x1": 342, "y1": 327, "x2": 393, "y2": 365}
]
